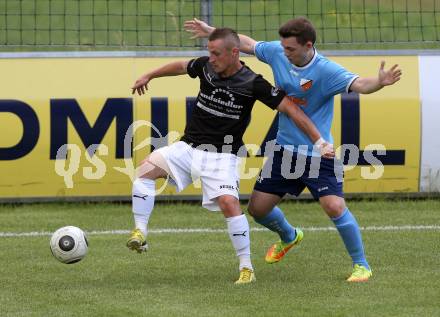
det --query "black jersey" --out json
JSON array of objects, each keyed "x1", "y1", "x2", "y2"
[{"x1": 182, "y1": 56, "x2": 286, "y2": 155}]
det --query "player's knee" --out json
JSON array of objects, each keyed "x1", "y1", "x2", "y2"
[
  {"x1": 247, "y1": 193, "x2": 261, "y2": 217},
  {"x1": 137, "y1": 158, "x2": 167, "y2": 180},
  {"x1": 137, "y1": 159, "x2": 155, "y2": 178},
  {"x1": 247, "y1": 200, "x2": 268, "y2": 219},
  {"x1": 247, "y1": 206, "x2": 255, "y2": 217},
  {"x1": 247, "y1": 203, "x2": 258, "y2": 218},
  {"x1": 322, "y1": 199, "x2": 345, "y2": 216},
  {"x1": 217, "y1": 195, "x2": 240, "y2": 216}
]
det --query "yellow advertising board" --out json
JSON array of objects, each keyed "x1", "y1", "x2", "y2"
[{"x1": 0, "y1": 55, "x2": 420, "y2": 199}]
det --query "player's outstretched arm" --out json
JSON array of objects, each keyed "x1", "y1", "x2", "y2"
[
  {"x1": 350, "y1": 61, "x2": 402, "y2": 94},
  {"x1": 277, "y1": 97, "x2": 334, "y2": 158},
  {"x1": 132, "y1": 60, "x2": 189, "y2": 95},
  {"x1": 184, "y1": 18, "x2": 257, "y2": 55}
]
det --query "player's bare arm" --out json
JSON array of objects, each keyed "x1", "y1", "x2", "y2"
[
  {"x1": 277, "y1": 96, "x2": 334, "y2": 158},
  {"x1": 184, "y1": 18, "x2": 256, "y2": 55},
  {"x1": 132, "y1": 60, "x2": 189, "y2": 95},
  {"x1": 350, "y1": 61, "x2": 402, "y2": 94}
]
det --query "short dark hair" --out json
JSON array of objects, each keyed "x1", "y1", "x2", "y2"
[
  {"x1": 208, "y1": 27, "x2": 240, "y2": 49},
  {"x1": 278, "y1": 17, "x2": 316, "y2": 45}
]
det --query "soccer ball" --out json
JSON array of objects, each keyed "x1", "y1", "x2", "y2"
[{"x1": 50, "y1": 226, "x2": 88, "y2": 264}]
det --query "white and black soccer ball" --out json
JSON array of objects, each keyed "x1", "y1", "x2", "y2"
[{"x1": 50, "y1": 226, "x2": 88, "y2": 264}]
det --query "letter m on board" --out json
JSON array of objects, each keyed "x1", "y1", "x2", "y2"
[{"x1": 50, "y1": 98, "x2": 133, "y2": 159}]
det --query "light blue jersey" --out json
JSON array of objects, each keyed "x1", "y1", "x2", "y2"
[{"x1": 255, "y1": 41, "x2": 358, "y2": 156}]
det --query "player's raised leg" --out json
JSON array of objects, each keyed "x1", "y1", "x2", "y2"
[
  {"x1": 217, "y1": 195, "x2": 255, "y2": 284},
  {"x1": 320, "y1": 195, "x2": 372, "y2": 282},
  {"x1": 127, "y1": 155, "x2": 169, "y2": 253},
  {"x1": 248, "y1": 190, "x2": 303, "y2": 264}
]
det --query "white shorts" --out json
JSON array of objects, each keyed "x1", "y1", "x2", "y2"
[{"x1": 155, "y1": 141, "x2": 241, "y2": 211}]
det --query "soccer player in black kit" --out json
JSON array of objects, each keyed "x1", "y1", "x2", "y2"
[{"x1": 128, "y1": 28, "x2": 333, "y2": 284}]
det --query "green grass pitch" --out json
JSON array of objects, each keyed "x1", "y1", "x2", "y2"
[{"x1": 1, "y1": 199, "x2": 439, "y2": 316}]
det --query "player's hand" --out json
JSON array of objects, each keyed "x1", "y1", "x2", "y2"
[
  {"x1": 378, "y1": 61, "x2": 402, "y2": 87},
  {"x1": 184, "y1": 18, "x2": 214, "y2": 39},
  {"x1": 314, "y1": 138, "x2": 335, "y2": 158},
  {"x1": 132, "y1": 74, "x2": 151, "y2": 95},
  {"x1": 320, "y1": 142, "x2": 335, "y2": 159}
]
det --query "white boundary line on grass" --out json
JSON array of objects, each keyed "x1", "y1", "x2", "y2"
[{"x1": 0, "y1": 225, "x2": 439, "y2": 238}]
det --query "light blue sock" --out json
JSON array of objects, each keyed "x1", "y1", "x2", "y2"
[
  {"x1": 332, "y1": 208, "x2": 370, "y2": 270},
  {"x1": 252, "y1": 206, "x2": 296, "y2": 243}
]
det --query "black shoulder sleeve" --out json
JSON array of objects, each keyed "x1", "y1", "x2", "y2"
[
  {"x1": 187, "y1": 56, "x2": 209, "y2": 78},
  {"x1": 253, "y1": 75, "x2": 286, "y2": 110}
]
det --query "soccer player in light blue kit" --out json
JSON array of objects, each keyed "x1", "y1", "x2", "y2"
[{"x1": 185, "y1": 17, "x2": 401, "y2": 282}]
